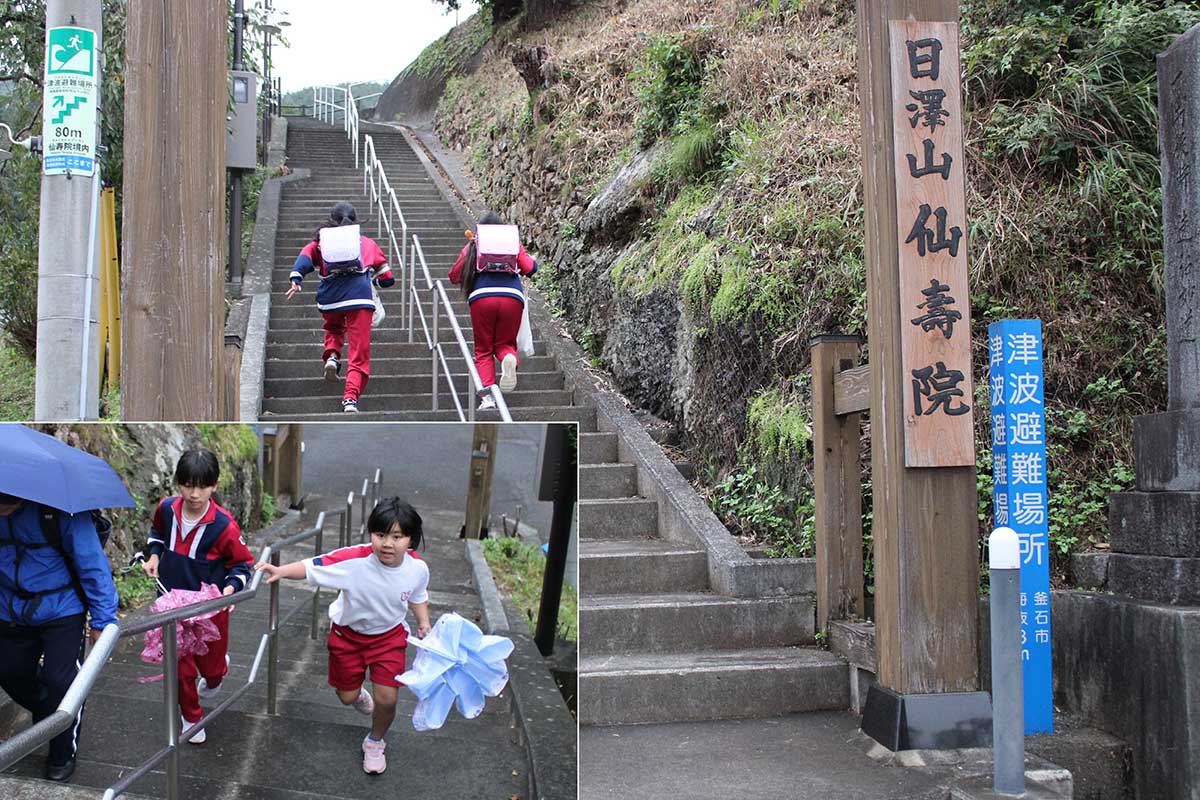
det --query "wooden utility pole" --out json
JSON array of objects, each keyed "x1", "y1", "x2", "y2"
[
  {"x1": 121, "y1": 0, "x2": 227, "y2": 420},
  {"x1": 856, "y1": 0, "x2": 988, "y2": 750},
  {"x1": 463, "y1": 425, "x2": 499, "y2": 539}
]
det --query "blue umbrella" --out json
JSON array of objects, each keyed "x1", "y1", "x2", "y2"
[{"x1": 0, "y1": 424, "x2": 135, "y2": 512}]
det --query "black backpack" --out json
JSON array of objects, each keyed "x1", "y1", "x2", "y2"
[{"x1": 33, "y1": 507, "x2": 112, "y2": 607}]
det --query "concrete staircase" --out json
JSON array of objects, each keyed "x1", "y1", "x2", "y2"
[
  {"x1": 577, "y1": 431, "x2": 849, "y2": 725},
  {"x1": 262, "y1": 116, "x2": 590, "y2": 423},
  {"x1": 1, "y1": 511, "x2": 527, "y2": 799}
]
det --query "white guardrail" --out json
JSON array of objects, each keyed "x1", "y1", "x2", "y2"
[{"x1": 312, "y1": 85, "x2": 512, "y2": 421}]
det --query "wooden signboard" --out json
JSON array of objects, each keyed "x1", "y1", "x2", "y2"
[{"x1": 889, "y1": 20, "x2": 974, "y2": 466}]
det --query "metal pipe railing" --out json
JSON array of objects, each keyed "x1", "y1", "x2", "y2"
[
  {"x1": 314, "y1": 102, "x2": 511, "y2": 420},
  {"x1": 0, "y1": 499, "x2": 397, "y2": 799}
]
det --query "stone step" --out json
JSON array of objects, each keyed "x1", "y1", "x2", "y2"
[
  {"x1": 578, "y1": 498, "x2": 659, "y2": 540},
  {"x1": 2, "y1": 690, "x2": 525, "y2": 799},
  {"x1": 264, "y1": 354, "x2": 558, "y2": 380},
  {"x1": 578, "y1": 647, "x2": 849, "y2": 725},
  {"x1": 264, "y1": 340, "x2": 548, "y2": 360},
  {"x1": 262, "y1": 328, "x2": 545, "y2": 346},
  {"x1": 261, "y1": 405, "x2": 598, "y2": 426},
  {"x1": 580, "y1": 432, "x2": 619, "y2": 465},
  {"x1": 264, "y1": 370, "x2": 564, "y2": 398},
  {"x1": 267, "y1": 301, "x2": 474, "y2": 321},
  {"x1": 267, "y1": 312, "x2": 478, "y2": 330},
  {"x1": 582, "y1": 592, "x2": 815, "y2": 655},
  {"x1": 261, "y1": 388, "x2": 575, "y2": 415},
  {"x1": 580, "y1": 538, "x2": 709, "y2": 594},
  {"x1": 579, "y1": 463, "x2": 638, "y2": 499}
]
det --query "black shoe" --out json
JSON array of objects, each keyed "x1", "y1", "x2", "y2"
[{"x1": 45, "y1": 756, "x2": 75, "y2": 782}]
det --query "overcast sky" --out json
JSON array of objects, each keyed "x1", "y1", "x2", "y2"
[{"x1": 270, "y1": 0, "x2": 481, "y2": 93}]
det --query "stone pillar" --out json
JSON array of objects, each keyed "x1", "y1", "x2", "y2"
[
  {"x1": 1080, "y1": 24, "x2": 1200, "y2": 606},
  {"x1": 1060, "y1": 25, "x2": 1200, "y2": 798}
]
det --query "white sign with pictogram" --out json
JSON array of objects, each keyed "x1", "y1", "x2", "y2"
[{"x1": 42, "y1": 26, "x2": 99, "y2": 176}]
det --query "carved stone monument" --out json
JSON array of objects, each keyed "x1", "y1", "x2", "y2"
[{"x1": 1058, "y1": 24, "x2": 1200, "y2": 799}]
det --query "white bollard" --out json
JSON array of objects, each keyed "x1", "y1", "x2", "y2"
[{"x1": 989, "y1": 526, "x2": 1026, "y2": 796}]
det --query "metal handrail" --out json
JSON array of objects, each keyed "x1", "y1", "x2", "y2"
[
  {"x1": 410, "y1": 236, "x2": 513, "y2": 421},
  {"x1": 314, "y1": 109, "x2": 512, "y2": 421},
  {"x1": 0, "y1": 471, "x2": 385, "y2": 800}
]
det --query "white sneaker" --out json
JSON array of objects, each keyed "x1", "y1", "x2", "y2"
[
  {"x1": 197, "y1": 655, "x2": 230, "y2": 699},
  {"x1": 499, "y1": 353, "x2": 518, "y2": 392},
  {"x1": 362, "y1": 734, "x2": 386, "y2": 774},
  {"x1": 477, "y1": 394, "x2": 497, "y2": 411},
  {"x1": 342, "y1": 398, "x2": 359, "y2": 413},
  {"x1": 324, "y1": 356, "x2": 340, "y2": 382},
  {"x1": 182, "y1": 716, "x2": 206, "y2": 744},
  {"x1": 352, "y1": 687, "x2": 374, "y2": 716}
]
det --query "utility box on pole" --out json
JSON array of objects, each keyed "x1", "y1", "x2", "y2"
[
  {"x1": 35, "y1": 1, "x2": 103, "y2": 420},
  {"x1": 227, "y1": 70, "x2": 257, "y2": 169}
]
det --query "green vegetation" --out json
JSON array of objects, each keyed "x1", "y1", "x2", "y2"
[
  {"x1": 0, "y1": 332, "x2": 35, "y2": 421},
  {"x1": 196, "y1": 424, "x2": 261, "y2": 492},
  {"x1": 261, "y1": 490, "x2": 280, "y2": 524},
  {"x1": 436, "y1": 0, "x2": 1195, "y2": 583},
  {"x1": 113, "y1": 569, "x2": 156, "y2": 610},
  {"x1": 482, "y1": 536, "x2": 578, "y2": 642},
  {"x1": 409, "y1": 9, "x2": 493, "y2": 82}
]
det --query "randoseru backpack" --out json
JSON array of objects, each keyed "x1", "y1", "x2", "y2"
[
  {"x1": 475, "y1": 224, "x2": 521, "y2": 274},
  {"x1": 319, "y1": 224, "x2": 364, "y2": 276}
]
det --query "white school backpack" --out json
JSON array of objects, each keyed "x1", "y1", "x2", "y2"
[
  {"x1": 475, "y1": 224, "x2": 521, "y2": 274},
  {"x1": 319, "y1": 224, "x2": 364, "y2": 275}
]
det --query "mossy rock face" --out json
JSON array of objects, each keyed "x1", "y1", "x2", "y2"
[
  {"x1": 375, "y1": 10, "x2": 493, "y2": 124},
  {"x1": 31, "y1": 425, "x2": 263, "y2": 570}
]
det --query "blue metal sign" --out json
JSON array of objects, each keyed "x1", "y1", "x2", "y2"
[{"x1": 988, "y1": 319, "x2": 1053, "y2": 735}]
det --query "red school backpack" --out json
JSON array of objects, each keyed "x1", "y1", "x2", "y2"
[{"x1": 475, "y1": 224, "x2": 521, "y2": 274}]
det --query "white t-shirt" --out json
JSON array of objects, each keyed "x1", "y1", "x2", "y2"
[{"x1": 304, "y1": 544, "x2": 429, "y2": 635}]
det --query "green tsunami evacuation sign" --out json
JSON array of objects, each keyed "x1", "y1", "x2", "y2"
[{"x1": 42, "y1": 26, "x2": 99, "y2": 176}]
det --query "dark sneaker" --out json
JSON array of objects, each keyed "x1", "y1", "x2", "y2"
[
  {"x1": 342, "y1": 399, "x2": 359, "y2": 413},
  {"x1": 45, "y1": 757, "x2": 75, "y2": 782}
]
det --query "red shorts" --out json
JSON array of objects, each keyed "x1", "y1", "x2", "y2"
[{"x1": 326, "y1": 622, "x2": 408, "y2": 691}]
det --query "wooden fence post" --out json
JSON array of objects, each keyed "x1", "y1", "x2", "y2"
[{"x1": 811, "y1": 335, "x2": 866, "y2": 633}]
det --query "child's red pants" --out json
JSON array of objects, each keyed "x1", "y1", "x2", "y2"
[
  {"x1": 178, "y1": 608, "x2": 230, "y2": 724},
  {"x1": 321, "y1": 308, "x2": 373, "y2": 402},
  {"x1": 468, "y1": 296, "x2": 523, "y2": 390}
]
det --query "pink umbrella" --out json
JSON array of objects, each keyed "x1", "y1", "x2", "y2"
[{"x1": 137, "y1": 583, "x2": 225, "y2": 684}]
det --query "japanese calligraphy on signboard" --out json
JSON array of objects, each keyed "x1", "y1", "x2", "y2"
[
  {"x1": 889, "y1": 21, "x2": 974, "y2": 466},
  {"x1": 989, "y1": 319, "x2": 1053, "y2": 735}
]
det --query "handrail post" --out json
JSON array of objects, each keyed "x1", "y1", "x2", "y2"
[
  {"x1": 431, "y1": 288, "x2": 440, "y2": 411},
  {"x1": 373, "y1": 468, "x2": 381, "y2": 510},
  {"x1": 267, "y1": 550, "x2": 280, "y2": 715},
  {"x1": 401, "y1": 219, "x2": 409, "y2": 333},
  {"x1": 164, "y1": 620, "x2": 180, "y2": 800},
  {"x1": 360, "y1": 479, "x2": 369, "y2": 539},
  {"x1": 408, "y1": 244, "x2": 416, "y2": 343},
  {"x1": 347, "y1": 492, "x2": 356, "y2": 544},
  {"x1": 311, "y1": 520, "x2": 323, "y2": 641}
]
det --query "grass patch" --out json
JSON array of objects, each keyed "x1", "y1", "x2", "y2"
[
  {"x1": 482, "y1": 536, "x2": 578, "y2": 642},
  {"x1": 0, "y1": 332, "x2": 35, "y2": 421},
  {"x1": 113, "y1": 569, "x2": 156, "y2": 610}
]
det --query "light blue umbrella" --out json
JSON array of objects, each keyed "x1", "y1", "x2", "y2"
[
  {"x1": 398, "y1": 613, "x2": 514, "y2": 731},
  {"x1": 0, "y1": 424, "x2": 135, "y2": 512}
]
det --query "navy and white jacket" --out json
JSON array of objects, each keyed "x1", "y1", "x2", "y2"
[
  {"x1": 448, "y1": 242, "x2": 538, "y2": 305},
  {"x1": 290, "y1": 236, "x2": 394, "y2": 313},
  {"x1": 143, "y1": 497, "x2": 254, "y2": 594},
  {"x1": 0, "y1": 502, "x2": 119, "y2": 630}
]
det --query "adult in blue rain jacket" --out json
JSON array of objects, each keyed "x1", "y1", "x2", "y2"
[{"x1": 0, "y1": 492, "x2": 119, "y2": 782}]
